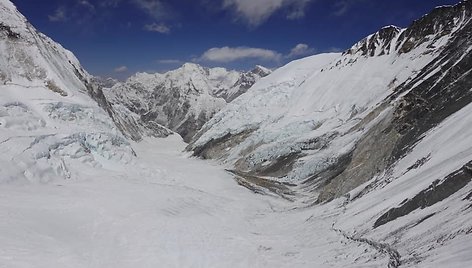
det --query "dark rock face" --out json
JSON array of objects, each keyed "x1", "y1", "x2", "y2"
[
  {"x1": 191, "y1": 129, "x2": 256, "y2": 159},
  {"x1": 345, "y1": 26, "x2": 401, "y2": 57},
  {"x1": 0, "y1": 22, "x2": 20, "y2": 39},
  {"x1": 316, "y1": 110, "x2": 399, "y2": 203},
  {"x1": 305, "y1": 150, "x2": 354, "y2": 197},
  {"x1": 374, "y1": 160, "x2": 472, "y2": 228},
  {"x1": 226, "y1": 169, "x2": 296, "y2": 201},
  {"x1": 397, "y1": 1, "x2": 472, "y2": 54},
  {"x1": 391, "y1": 18, "x2": 472, "y2": 161}
]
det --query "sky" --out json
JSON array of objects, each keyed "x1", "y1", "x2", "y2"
[{"x1": 11, "y1": 0, "x2": 462, "y2": 80}]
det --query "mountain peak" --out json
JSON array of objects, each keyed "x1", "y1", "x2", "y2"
[
  {"x1": 251, "y1": 65, "x2": 272, "y2": 76},
  {"x1": 380, "y1": 25, "x2": 401, "y2": 31},
  {"x1": 345, "y1": 25, "x2": 402, "y2": 57},
  {"x1": 344, "y1": 1, "x2": 471, "y2": 58},
  {"x1": 396, "y1": 0, "x2": 471, "y2": 54},
  {"x1": 181, "y1": 62, "x2": 202, "y2": 68},
  {"x1": 104, "y1": 61, "x2": 269, "y2": 141}
]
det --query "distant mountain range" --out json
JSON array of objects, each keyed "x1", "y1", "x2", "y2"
[{"x1": 104, "y1": 63, "x2": 270, "y2": 142}]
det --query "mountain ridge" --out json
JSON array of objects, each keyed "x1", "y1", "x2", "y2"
[
  {"x1": 190, "y1": 0, "x2": 472, "y2": 198},
  {"x1": 187, "y1": 2, "x2": 472, "y2": 264},
  {"x1": 104, "y1": 62, "x2": 271, "y2": 142},
  {"x1": 1, "y1": 0, "x2": 471, "y2": 266}
]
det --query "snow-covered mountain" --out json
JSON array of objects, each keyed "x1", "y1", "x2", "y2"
[
  {"x1": 1, "y1": 0, "x2": 472, "y2": 267},
  {"x1": 189, "y1": 1, "x2": 472, "y2": 265},
  {"x1": 190, "y1": 0, "x2": 471, "y2": 197},
  {"x1": 104, "y1": 63, "x2": 270, "y2": 142},
  {"x1": 91, "y1": 76, "x2": 120, "y2": 88},
  {"x1": 213, "y1": 65, "x2": 272, "y2": 102},
  {"x1": 0, "y1": 0, "x2": 144, "y2": 184},
  {"x1": 0, "y1": 0, "x2": 172, "y2": 144}
]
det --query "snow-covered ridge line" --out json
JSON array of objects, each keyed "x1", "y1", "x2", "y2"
[
  {"x1": 186, "y1": 1, "x2": 472, "y2": 265},
  {"x1": 0, "y1": 0, "x2": 141, "y2": 184},
  {"x1": 104, "y1": 62, "x2": 271, "y2": 142},
  {"x1": 0, "y1": 0, "x2": 155, "y2": 143},
  {"x1": 1, "y1": 0, "x2": 472, "y2": 267},
  {"x1": 190, "y1": 0, "x2": 472, "y2": 197}
]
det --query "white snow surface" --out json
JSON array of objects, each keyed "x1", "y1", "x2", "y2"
[
  {"x1": 0, "y1": 77, "x2": 389, "y2": 267},
  {"x1": 193, "y1": 44, "x2": 439, "y2": 182},
  {"x1": 0, "y1": 0, "x2": 90, "y2": 97},
  {"x1": 1, "y1": 1, "x2": 472, "y2": 267},
  {"x1": 2, "y1": 94, "x2": 471, "y2": 267},
  {"x1": 0, "y1": 135, "x2": 392, "y2": 268},
  {"x1": 102, "y1": 62, "x2": 270, "y2": 141},
  {"x1": 109, "y1": 63, "x2": 230, "y2": 122},
  {"x1": 335, "y1": 100, "x2": 472, "y2": 268},
  {"x1": 2, "y1": 57, "x2": 470, "y2": 267}
]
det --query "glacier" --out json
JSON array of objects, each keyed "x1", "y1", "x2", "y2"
[{"x1": 1, "y1": 0, "x2": 472, "y2": 267}]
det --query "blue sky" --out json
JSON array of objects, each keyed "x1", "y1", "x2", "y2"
[{"x1": 12, "y1": 0, "x2": 461, "y2": 79}]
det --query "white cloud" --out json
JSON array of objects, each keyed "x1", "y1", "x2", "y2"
[
  {"x1": 48, "y1": 7, "x2": 67, "y2": 22},
  {"x1": 158, "y1": 59, "x2": 181, "y2": 64},
  {"x1": 198, "y1": 44, "x2": 316, "y2": 63},
  {"x1": 286, "y1": 0, "x2": 312, "y2": 19},
  {"x1": 133, "y1": 0, "x2": 169, "y2": 19},
  {"x1": 333, "y1": 0, "x2": 349, "y2": 16},
  {"x1": 114, "y1": 66, "x2": 128, "y2": 73},
  {"x1": 332, "y1": 0, "x2": 367, "y2": 16},
  {"x1": 199, "y1": 46, "x2": 282, "y2": 63},
  {"x1": 222, "y1": 0, "x2": 313, "y2": 26},
  {"x1": 48, "y1": 1, "x2": 98, "y2": 24},
  {"x1": 287, "y1": 43, "x2": 315, "y2": 58},
  {"x1": 78, "y1": 0, "x2": 95, "y2": 12},
  {"x1": 144, "y1": 22, "x2": 171, "y2": 33}
]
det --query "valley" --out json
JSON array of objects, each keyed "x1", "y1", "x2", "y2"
[{"x1": 1, "y1": 0, "x2": 471, "y2": 267}]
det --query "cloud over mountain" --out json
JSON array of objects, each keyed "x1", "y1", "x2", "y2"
[
  {"x1": 222, "y1": 0, "x2": 313, "y2": 26},
  {"x1": 199, "y1": 46, "x2": 282, "y2": 63}
]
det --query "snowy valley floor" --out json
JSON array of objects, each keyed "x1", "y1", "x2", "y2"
[{"x1": 0, "y1": 135, "x2": 393, "y2": 268}]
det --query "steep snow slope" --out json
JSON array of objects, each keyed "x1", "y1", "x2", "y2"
[
  {"x1": 191, "y1": 32, "x2": 436, "y2": 185},
  {"x1": 1, "y1": 0, "x2": 472, "y2": 267},
  {"x1": 188, "y1": 2, "x2": 472, "y2": 266},
  {"x1": 0, "y1": 4, "x2": 403, "y2": 265},
  {"x1": 0, "y1": 0, "x2": 87, "y2": 96},
  {"x1": 0, "y1": 0, "x2": 170, "y2": 142},
  {"x1": 104, "y1": 63, "x2": 270, "y2": 142},
  {"x1": 335, "y1": 100, "x2": 472, "y2": 267},
  {"x1": 190, "y1": 1, "x2": 472, "y2": 198},
  {"x1": 0, "y1": 0, "x2": 138, "y2": 184}
]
